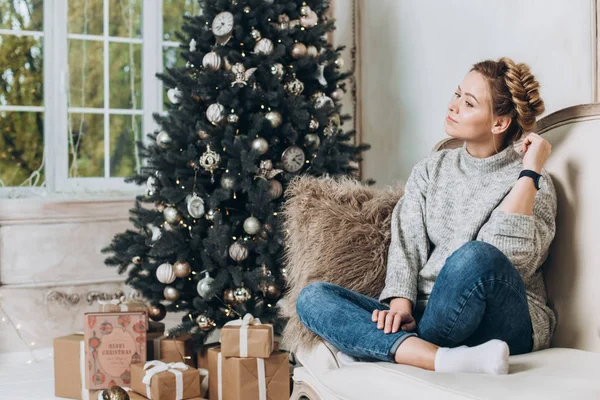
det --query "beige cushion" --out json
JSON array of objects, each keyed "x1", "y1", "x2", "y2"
[
  {"x1": 294, "y1": 342, "x2": 600, "y2": 399},
  {"x1": 279, "y1": 175, "x2": 403, "y2": 353}
]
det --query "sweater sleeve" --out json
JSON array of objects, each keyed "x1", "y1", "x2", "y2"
[
  {"x1": 379, "y1": 158, "x2": 431, "y2": 309},
  {"x1": 476, "y1": 169, "x2": 557, "y2": 280}
]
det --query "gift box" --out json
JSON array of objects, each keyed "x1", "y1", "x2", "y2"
[
  {"x1": 98, "y1": 297, "x2": 149, "y2": 313},
  {"x1": 131, "y1": 361, "x2": 208, "y2": 400},
  {"x1": 196, "y1": 342, "x2": 220, "y2": 371},
  {"x1": 220, "y1": 314, "x2": 274, "y2": 358},
  {"x1": 128, "y1": 391, "x2": 207, "y2": 400},
  {"x1": 147, "y1": 334, "x2": 196, "y2": 367},
  {"x1": 84, "y1": 311, "x2": 148, "y2": 390},
  {"x1": 207, "y1": 346, "x2": 289, "y2": 400},
  {"x1": 53, "y1": 333, "x2": 106, "y2": 400}
]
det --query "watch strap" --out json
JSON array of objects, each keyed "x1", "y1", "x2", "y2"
[{"x1": 519, "y1": 169, "x2": 541, "y2": 190}]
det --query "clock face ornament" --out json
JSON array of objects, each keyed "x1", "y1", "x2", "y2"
[
  {"x1": 212, "y1": 11, "x2": 234, "y2": 45},
  {"x1": 281, "y1": 146, "x2": 306, "y2": 173}
]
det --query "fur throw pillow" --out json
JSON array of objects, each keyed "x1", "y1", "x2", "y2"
[{"x1": 278, "y1": 175, "x2": 404, "y2": 353}]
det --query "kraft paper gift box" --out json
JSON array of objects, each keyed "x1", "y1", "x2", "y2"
[
  {"x1": 220, "y1": 314, "x2": 274, "y2": 358},
  {"x1": 84, "y1": 311, "x2": 148, "y2": 390},
  {"x1": 146, "y1": 333, "x2": 196, "y2": 367},
  {"x1": 53, "y1": 334, "x2": 107, "y2": 400},
  {"x1": 131, "y1": 361, "x2": 207, "y2": 400},
  {"x1": 207, "y1": 346, "x2": 289, "y2": 400}
]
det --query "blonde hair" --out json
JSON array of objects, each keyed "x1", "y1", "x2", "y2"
[{"x1": 471, "y1": 57, "x2": 545, "y2": 150}]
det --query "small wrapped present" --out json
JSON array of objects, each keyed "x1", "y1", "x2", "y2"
[
  {"x1": 53, "y1": 334, "x2": 106, "y2": 400},
  {"x1": 146, "y1": 334, "x2": 196, "y2": 367},
  {"x1": 207, "y1": 346, "x2": 289, "y2": 400},
  {"x1": 131, "y1": 360, "x2": 209, "y2": 400},
  {"x1": 219, "y1": 313, "x2": 273, "y2": 358},
  {"x1": 196, "y1": 342, "x2": 220, "y2": 371},
  {"x1": 98, "y1": 297, "x2": 149, "y2": 313}
]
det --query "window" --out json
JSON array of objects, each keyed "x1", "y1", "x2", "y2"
[{"x1": 0, "y1": 0, "x2": 198, "y2": 198}]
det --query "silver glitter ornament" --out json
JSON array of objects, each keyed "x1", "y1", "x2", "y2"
[
  {"x1": 156, "y1": 263, "x2": 176, "y2": 284},
  {"x1": 243, "y1": 216, "x2": 262, "y2": 235},
  {"x1": 220, "y1": 175, "x2": 236, "y2": 190},
  {"x1": 229, "y1": 241, "x2": 249, "y2": 262},
  {"x1": 163, "y1": 286, "x2": 180, "y2": 301},
  {"x1": 304, "y1": 133, "x2": 321, "y2": 149},
  {"x1": 163, "y1": 206, "x2": 181, "y2": 224},
  {"x1": 251, "y1": 137, "x2": 269, "y2": 155},
  {"x1": 186, "y1": 193, "x2": 205, "y2": 218},
  {"x1": 156, "y1": 131, "x2": 172, "y2": 149},
  {"x1": 284, "y1": 78, "x2": 304, "y2": 96},
  {"x1": 331, "y1": 87, "x2": 345, "y2": 101},
  {"x1": 270, "y1": 63, "x2": 284, "y2": 79},
  {"x1": 254, "y1": 38, "x2": 274, "y2": 55},
  {"x1": 196, "y1": 272, "x2": 215, "y2": 299},
  {"x1": 265, "y1": 110, "x2": 283, "y2": 128}
]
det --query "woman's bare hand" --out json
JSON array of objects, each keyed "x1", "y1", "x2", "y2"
[{"x1": 372, "y1": 309, "x2": 416, "y2": 334}]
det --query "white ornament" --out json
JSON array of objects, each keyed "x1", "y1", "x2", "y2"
[
  {"x1": 254, "y1": 38, "x2": 274, "y2": 55},
  {"x1": 189, "y1": 38, "x2": 197, "y2": 52},
  {"x1": 147, "y1": 223, "x2": 162, "y2": 242},
  {"x1": 202, "y1": 51, "x2": 221, "y2": 71},
  {"x1": 196, "y1": 272, "x2": 215, "y2": 299},
  {"x1": 156, "y1": 263, "x2": 176, "y2": 284},
  {"x1": 163, "y1": 206, "x2": 181, "y2": 224},
  {"x1": 186, "y1": 193, "x2": 206, "y2": 218},
  {"x1": 314, "y1": 64, "x2": 327, "y2": 86},
  {"x1": 243, "y1": 216, "x2": 262, "y2": 235},
  {"x1": 167, "y1": 87, "x2": 182, "y2": 104},
  {"x1": 229, "y1": 241, "x2": 249, "y2": 262},
  {"x1": 146, "y1": 176, "x2": 158, "y2": 195},
  {"x1": 301, "y1": 10, "x2": 318, "y2": 27},
  {"x1": 206, "y1": 103, "x2": 226, "y2": 125}
]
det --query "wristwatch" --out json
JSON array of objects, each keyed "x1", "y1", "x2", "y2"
[{"x1": 518, "y1": 169, "x2": 542, "y2": 190}]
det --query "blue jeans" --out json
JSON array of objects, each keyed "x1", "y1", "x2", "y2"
[{"x1": 296, "y1": 241, "x2": 533, "y2": 363}]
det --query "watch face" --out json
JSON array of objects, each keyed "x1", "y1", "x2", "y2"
[
  {"x1": 212, "y1": 12, "x2": 234, "y2": 36},
  {"x1": 281, "y1": 146, "x2": 306, "y2": 173}
]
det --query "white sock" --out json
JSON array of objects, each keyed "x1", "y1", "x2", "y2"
[{"x1": 434, "y1": 339, "x2": 510, "y2": 375}]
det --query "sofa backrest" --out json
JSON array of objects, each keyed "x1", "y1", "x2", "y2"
[{"x1": 433, "y1": 104, "x2": 600, "y2": 353}]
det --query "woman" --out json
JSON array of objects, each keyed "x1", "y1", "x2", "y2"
[{"x1": 295, "y1": 57, "x2": 557, "y2": 375}]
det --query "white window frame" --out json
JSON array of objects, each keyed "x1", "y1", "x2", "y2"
[{"x1": 0, "y1": 0, "x2": 174, "y2": 198}]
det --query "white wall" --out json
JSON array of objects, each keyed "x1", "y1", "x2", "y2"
[{"x1": 359, "y1": 0, "x2": 596, "y2": 187}]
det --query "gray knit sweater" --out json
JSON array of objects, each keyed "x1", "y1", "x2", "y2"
[{"x1": 379, "y1": 141, "x2": 557, "y2": 351}]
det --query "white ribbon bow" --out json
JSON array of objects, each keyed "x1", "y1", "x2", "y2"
[
  {"x1": 97, "y1": 296, "x2": 129, "y2": 311},
  {"x1": 142, "y1": 360, "x2": 189, "y2": 400},
  {"x1": 221, "y1": 313, "x2": 273, "y2": 357}
]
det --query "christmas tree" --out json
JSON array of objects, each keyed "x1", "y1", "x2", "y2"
[{"x1": 102, "y1": 0, "x2": 371, "y2": 349}]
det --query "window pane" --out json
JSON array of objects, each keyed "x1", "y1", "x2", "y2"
[
  {"x1": 109, "y1": 114, "x2": 141, "y2": 177},
  {"x1": 68, "y1": 113, "x2": 104, "y2": 177},
  {"x1": 68, "y1": 0, "x2": 103, "y2": 35},
  {"x1": 68, "y1": 39, "x2": 104, "y2": 108},
  {"x1": 109, "y1": 0, "x2": 142, "y2": 39},
  {"x1": 162, "y1": 45, "x2": 186, "y2": 105},
  {"x1": 0, "y1": 0, "x2": 43, "y2": 31},
  {"x1": 110, "y1": 42, "x2": 142, "y2": 109},
  {"x1": 0, "y1": 111, "x2": 44, "y2": 187},
  {"x1": 0, "y1": 34, "x2": 43, "y2": 106},
  {"x1": 162, "y1": 0, "x2": 200, "y2": 40}
]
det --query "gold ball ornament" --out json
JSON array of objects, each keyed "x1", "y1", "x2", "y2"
[
  {"x1": 173, "y1": 261, "x2": 191, "y2": 278},
  {"x1": 306, "y1": 45, "x2": 318, "y2": 57},
  {"x1": 304, "y1": 133, "x2": 321, "y2": 149},
  {"x1": 291, "y1": 42, "x2": 307, "y2": 59},
  {"x1": 265, "y1": 110, "x2": 283, "y2": 128},
  {"x1": 234, "y1": 286, "x2": 252, "y2": 303},
  {"x1": 251, "y1": 137, "x2": 269, "y2": 155},
  {"x1": 223, "y1": 288, "x2": 236, "y2": 305},
  {"x1": 196, "y1": 314, "x2": 215, "y2": 331},
  {"x1": 164, "y1": 286, "x2": 180, "y2": 301},
  {"x1": 163, "y1": 206, "x2": 182, "y2": 224},
  {"x1": 101, "y1": 386, "x2": 130, "y2": 400},
  {"x1": 223, "y1": 56, "x2": 233, "y2": 71},
  {"x1": 148, "y1": 303, "x2": 167, "y2": 322},
  {"x1": 263, "y1": 282, "x2": 281, "y2": 299},
  {"x1": 269, "y1": 179, "x2": 283, "y2": 199}
]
